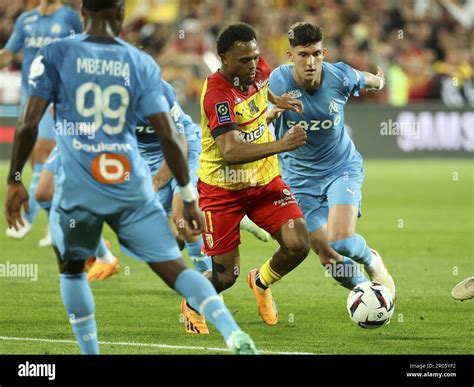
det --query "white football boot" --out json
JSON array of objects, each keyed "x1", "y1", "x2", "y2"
[
  {"x1": 366, "y1": 249, "x2": 396, "y2": 298},
  {"x1": 38, "y1": 229, "x2": 52, "y2": 248},
  {"x1": 451, "y1": 277, "x2": 474, "y2": 301}
]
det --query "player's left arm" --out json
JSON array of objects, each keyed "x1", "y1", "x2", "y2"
[
  {"x1": 5, "y1": 96, "x2": 49, "y2": 230},
  {"x1": 362, "y1": 66, "x2": 385, "y2": 91}
]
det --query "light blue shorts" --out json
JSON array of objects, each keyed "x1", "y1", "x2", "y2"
[
  {"x1": 294, "y1": 162, "x2": 364, "y2": 233},
  {"x1": 49, "y1": 196, "x2": 181, "y2": 263}
]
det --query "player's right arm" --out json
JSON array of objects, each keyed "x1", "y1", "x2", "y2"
[
  {"x1": 5, "y1": 95, "x2": 49, "y2": 229},
  {"x1": 204, "y1": 90, "x2": 307, "y2": 165},
  {"x1": 0, "y1": 14, "x2": 25, "y2": 68},
  {"x1": 215, "y1": 125, "x2": 306, "y2": 165}
]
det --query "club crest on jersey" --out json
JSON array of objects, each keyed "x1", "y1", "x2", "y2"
[
  {"x1": 215, "y1": 101, "x2": 232, "y2": 124},
  {"x1": 329, "y1": 100, "x2": 340, "y2": 115},
  {"x1": 51, "y1": 23, "x2": 62, "y2": 35},
  {"x1": 248, "y1": 99, "x2": 259, "y2": 115},
  {"x1": 288, "y1": 89, "x2": 302, "y2": 98},
  {"x1": 205, "y1": 233, "x2": 214, "y2": 249}
]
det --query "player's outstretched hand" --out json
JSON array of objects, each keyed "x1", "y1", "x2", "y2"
[
  {"x1": 280, "y1": 124, "x2": 307, "y2": 151},
  {"x1": 275, "y1": 94, "x2": 304, "y2": 113},
  {"x1": 182, "y1": 201, "x2": 205, "y2": 235},
  {"x1": 4, "y1": 182, "x2": 29, "y2": 231}
]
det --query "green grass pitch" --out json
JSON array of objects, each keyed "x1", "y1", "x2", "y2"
[{"x1": 0, "y1": 159, "x2": 472, "y2": 354}]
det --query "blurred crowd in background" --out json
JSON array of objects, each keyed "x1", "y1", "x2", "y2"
[{"x1": 0, "y1": 0, "x2": 473, "y2": 107}]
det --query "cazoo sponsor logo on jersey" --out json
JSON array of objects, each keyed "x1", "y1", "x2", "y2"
[{"x1": 286, "y1": 116, "x2": 342, "y2": 131}]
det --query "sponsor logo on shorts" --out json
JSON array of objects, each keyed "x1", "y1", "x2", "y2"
[
  {"x1": 205, "y1": 233, "x2": 214, "y2": 249},
  {"x1": 273, "y1": 189, "x2": 297, "y2": 207}
]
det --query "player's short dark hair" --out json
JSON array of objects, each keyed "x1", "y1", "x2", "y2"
[
  {"x1": 288, "y1": 22, "x2": 323, "y2": 47},
  {"x1": 82, "y1": 0, "x2": 121, "y2": 12},
  {"x1": 216, "y1": 23, "x2": 257, "y2": 55}
]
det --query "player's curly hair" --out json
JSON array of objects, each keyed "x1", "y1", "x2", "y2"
[
  {"x1": 216, "y1": 23, "x2": 257, "y2": 55},
  {"x1": 288, "y1": 22, "x2": 323, "y2": 47},
  {"x1": 82, "y1": 0, "x2": 122, "y2": 12}
]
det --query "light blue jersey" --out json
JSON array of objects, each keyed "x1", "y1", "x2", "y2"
[
  {"x1": 5, "y1": 6, "x2": 83, "y2": 105},
  {"x1": 28, "y1": 33, "x2": 170, "y2": 215},
  {"x1": 136, "y1": 80, "x2": 201, "y2": 175},
  {"x1": 269, "y1": 61, "x2": 365, "y2": 195},
  {"x1": 270, "y1": 62, "x2": 366, "y2": 232}
]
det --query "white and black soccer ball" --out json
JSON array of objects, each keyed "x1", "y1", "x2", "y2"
[{"x1": 347, "y1": 281, "x2": 395, "y2": 329}]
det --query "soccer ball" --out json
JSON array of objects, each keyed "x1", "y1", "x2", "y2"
[{"x1": 347, "y1": 281, "x2": 395, "y2": 329}]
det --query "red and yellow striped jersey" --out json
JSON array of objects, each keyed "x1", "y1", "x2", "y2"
[{"x1": 198, "y1": 56, "x2": 279, "y2": 190}]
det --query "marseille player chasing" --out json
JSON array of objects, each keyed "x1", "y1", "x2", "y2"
[
  {"x1": 1, "y1": 0, "x2": 83, "y2": 246},
  {"x1": 269, "y1": 23, "x2": 396, "y2": 297},
  {"x1": 4, "y1": 0, "x2": 256, "y2": 354}
]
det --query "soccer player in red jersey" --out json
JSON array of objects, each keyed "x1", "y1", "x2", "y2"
[{"x1": 181, "y1": 23, "x2": 311, "y2": 333}]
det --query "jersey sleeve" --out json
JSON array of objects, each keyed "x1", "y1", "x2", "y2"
[
  {"x1": 44, "y1": 146, "x2": 60, "y2": 174},
  {"x1": 161, "y1": 81, "x2": 185, "y2": 135},
  {"x1": 4, "y1": 15, "x2": 25, "y2": 53},
  {"x1": 137, "y1": 54, "x2": 170, "y2": 117},
  {"x1": 203, "y1": 87, "x2": 236, "y2": 132},
  {"x1": 269, "y1": 67, "x2": 286, "y2": 98},
  {"x1": 68, "y1": 10, "x2": 84, "y2": 34},
  {"x1": 335, "y1": 62, "x2": 366, "y2": 96},
  {"x1": 27, "y1": 46, "x2": 59, "y2": 102},
  {"x1": 258, "y1": 56, "x2": 271, "y2": 80}
]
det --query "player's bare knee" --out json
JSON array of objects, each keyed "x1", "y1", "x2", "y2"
[
  {"x1": 35, "y1": 189, "x2": 50, "y2": 203},
  {"x1": 213, "y1": 273, "x2": 238, "y2": 292},
  {"x1": 33, "y1": 140, "x2": 56, "y2": 164},
  {"x1": 285, "y1": 235, "x2": 310, "y2": 261}
]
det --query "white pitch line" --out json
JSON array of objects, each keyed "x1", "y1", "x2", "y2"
[{"x1": 0, "y1": 336, "x2": 314, "y2": 355}]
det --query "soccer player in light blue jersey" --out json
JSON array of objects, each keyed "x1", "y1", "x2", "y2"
[
  {"x1": 269, "y1": 23, "x2": 395, "y2": 297},
  {"x1": 1, "y1": 0, "x2": 83, "y2": 245},
  {"x1": 4, "y1": 0, "x2": 257, "y2": 354},
  {"x1": 136, "y1": 81, "x2": 214, "y2": 278}
]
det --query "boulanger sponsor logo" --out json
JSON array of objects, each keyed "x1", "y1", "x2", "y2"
[
  {"x1": 72, "y1": 138, "x2": 133, "y2": 153},
  {"x1": 395, "y1": 111, "x2": 474, "y2": 152}
]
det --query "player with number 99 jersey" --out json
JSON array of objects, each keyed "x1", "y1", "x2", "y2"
[{"x1": 28, "y1": 33, "x2": 170, "y2": 215}]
